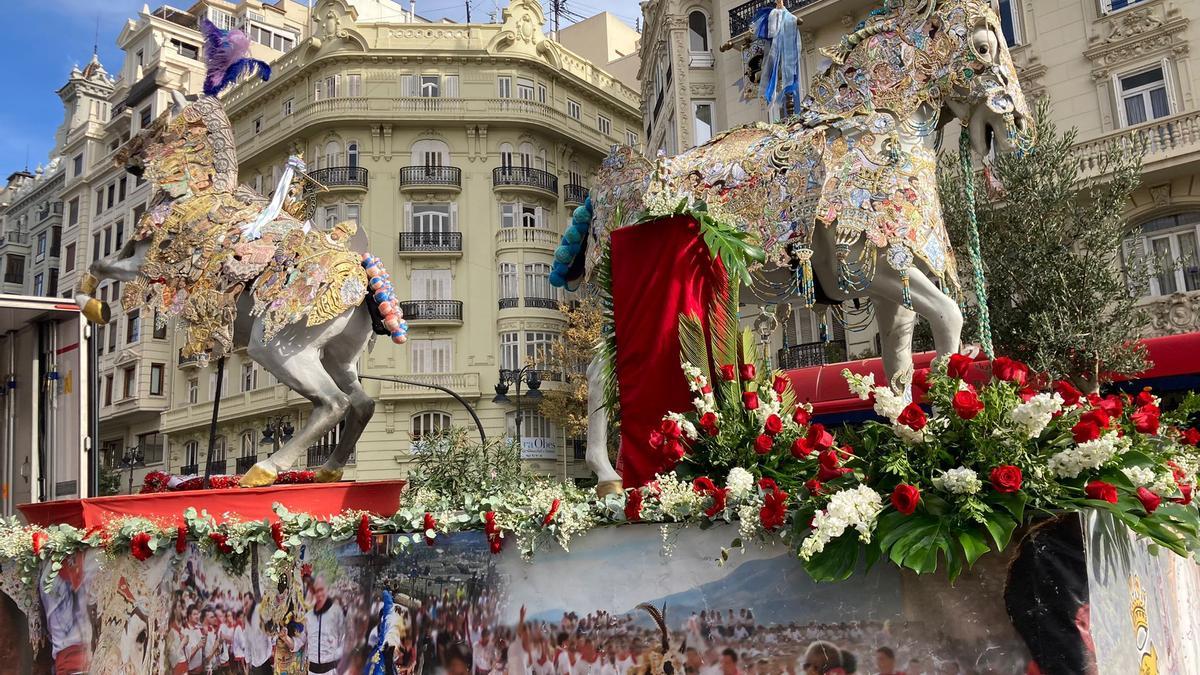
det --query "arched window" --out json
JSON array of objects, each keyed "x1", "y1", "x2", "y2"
[
  {"x1": 184, "y1": 440, "x2": 199, "y2": 467},
  {"x1": 536, "y1": 148, "x2": 548, "y2": 171},
  {"x1": 212, "y1": 435, "x2": 227, "y2": 462},
  {"x1": 411, "y1": 411, "x2": 452, "y2": 441},
  {"x1": 411, "y1": 203, "x2": 452, "y2": 234},
  {"x1": 240, "y1": 431, "x2": 256, "y2": 457},
  {"x1": 568, "y1": 160, "x2": 582, "y2": 186},
  {"x1": 346, "y1": 141, "x2": 359, "y2": 168},
  {"x1": 1128, "y1": 211, "x2": 1200, "y2": 297},
  {"x1": 411, "y1": 139, "x2": 450, "y2": 167},
  {"x1": 518, "y1": 142, "x2": 534, "y2": 168},
  {"x1": 499, "y1": 143, "x2": 514, "y2": 168},
  {"x1": 688, "y1": 10, "x2": 710, "y2": 53},
  {"x1": 323, "y1": 140, "x2": 341, "y2": 168}
]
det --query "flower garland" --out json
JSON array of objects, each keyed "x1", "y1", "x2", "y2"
[{"x1": 140, "y1": 469, "x2": 316, "y2": 493}]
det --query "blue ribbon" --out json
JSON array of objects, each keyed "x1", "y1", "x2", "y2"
[{"x1": 758, "y1": 8, "x2": 803, "y2": 113}]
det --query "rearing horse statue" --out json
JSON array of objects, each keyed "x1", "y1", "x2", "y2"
[{"x1": 557, "y1": 0, "x2": 1032, "y2": 494}]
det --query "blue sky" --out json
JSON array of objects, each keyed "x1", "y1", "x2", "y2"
[{"x1": 0, "y1": 0, "x2": 642, "y2": 177}]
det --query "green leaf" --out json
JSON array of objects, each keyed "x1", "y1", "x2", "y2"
[
  {"x1": 991, "y1": 492, "x2": 1028, "y2": 521},
  {"x1": 957, "y1": 528, "x2": 991, "y2": 567},
  {"x1": 982, "y1": 512, "x2": 1017, "y2": 551},
  {"x1": 804, "y1": 532, "x2": 861, "y2": 582}
]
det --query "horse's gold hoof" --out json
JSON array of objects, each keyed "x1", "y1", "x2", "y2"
[
  {"x1": 315, "y1": 467, "x2": 344, "y2": 483},
  {"x1": 596, "y1": 480, "x2": 624, "y2": 498},
  {"x1": 82, "y1": 298, "x2": 111, "y2": 325},
  {"x1": 240, "y1": 464, "x2": 278, "y2": 487}
]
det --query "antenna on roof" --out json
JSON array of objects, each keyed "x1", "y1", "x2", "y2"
[
  {"x1": 465, "y1": 0, "x2": 472, "y2": 22},
  {"x1": 93, "y1": 13, "x2": 100, "y2": 56},
  {"x1": 24, "y1": 145, "x2": 29, "y2": 172}
]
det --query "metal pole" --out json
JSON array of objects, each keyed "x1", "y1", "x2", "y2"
[
  {"x1": 357, "y1": 374, "x2": 486, "y2": 444},
  {"x1": 514, "y1": 369, "x2": 524, "y2": 446},
  {"x1": 203, "y1": 356, "x2": 227, "y2": 486}
]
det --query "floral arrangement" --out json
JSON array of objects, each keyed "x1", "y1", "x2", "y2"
[{"x1": 139, "y1": 469, "x2": 316, "y2": 493}]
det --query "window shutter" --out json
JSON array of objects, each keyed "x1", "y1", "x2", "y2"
[
  {"x1": 534, "y1": 206, "x2": 544, "y2": 229},
  {"x1": 445, "y1": 75, "x2": 459, "y2": 98},
  {"x1": 404, "y1": 202, "x2": 413, "y2": 232},
  {"x1": 1161, "y1": 57, "x2": 1178, "y2": 114},
  {"x1": 449, "y1": 202, "x2": 458, "y2": 231},
  {"x1": 1110, "y1": 72, "x2": 1127, "y2": 128},
  {"x1": 400, "y1": 74, "x2": 413, "y2": 97}
]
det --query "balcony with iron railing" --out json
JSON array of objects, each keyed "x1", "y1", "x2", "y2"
[
  {"x1": 308, "y1": 166, "x2": 369, "y2": 191},
  {"x1": 398, "y1": 165, "x2": 461, "y2": 192},
  {"x1": 492, "y1": 166, "x2": 558, "y2": 196},
  {"x1": 776, "y1": 340, "x2": 847, "y2": 370},
  {"x1": 524, "y1": 296, "x2": 562, "y2": 310},
  {"x1": 206, "y1": 458, "x2": 228, "y2": 475},
  {"x1": 728, "y1": 0, "x2": 822, "y2": 35},
  {"x1": 499, "y1": 297, "x2": 519, "y2": 310},
  {"x1": 397, "y1": 231, "x2": 462, "y2": 256},
  {"x1": 179, "y1": 349, "x2": 203, "y2": 367},
  {"x1": 236, "y1": 455, "x2": 258, "y2": 474},
  {"x1": 181, "y1": 463, "x2": 199, "y2": 475},
  {"x1": 398, "y1": 299, "x2": 463, "y2": 324},
  {"x1": 564, "y1": 183, "x2": 588, "y2": 205}
]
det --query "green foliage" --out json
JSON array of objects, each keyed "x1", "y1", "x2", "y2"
[
  {"x1": 939, "y1": 100, "x2": 1149, "y2": 390},
  {"x1": 98, "y1": 466, "x2": 123, "y2": 496},
  {"x1": 405, "y1": 428, "x2": 525, "y2": 497}
]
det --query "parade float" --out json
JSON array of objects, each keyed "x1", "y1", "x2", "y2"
[{"x1": 3, "y1": 2, "x2": 1200, "y2": 674}]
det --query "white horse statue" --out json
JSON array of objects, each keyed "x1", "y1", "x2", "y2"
[
  {"x1": 75, "y1": 91, "x2": 407, "y2": 487},
  {"x1": 554, "y1": 0, "x2": 1032, "y2": 495}
]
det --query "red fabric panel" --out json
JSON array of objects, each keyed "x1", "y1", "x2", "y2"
[
  {"x1": 18, "y1": 480, "x2": 405, "y2": 528},
  {"x1": 609, "y1": 216, "x2": 725, "y2": 488}
]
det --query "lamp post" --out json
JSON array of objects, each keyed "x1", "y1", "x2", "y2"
[
  {"x1": 493, "y1": 366, "x2": 543, "y2": 451},
  {"x1": 260, "y1": 415, "x2": 295, "y2": 455},
  {"x1": 119, "y1": 445, "x2": 145, "y2": 495}
]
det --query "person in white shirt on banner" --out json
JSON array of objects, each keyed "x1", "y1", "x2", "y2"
[{"x1": 306, "y1": 576, "x2": 347, "y2": 674}]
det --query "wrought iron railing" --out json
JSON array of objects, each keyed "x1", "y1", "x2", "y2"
[
  {"x1": 728, "y1": 0, "x2": 821, "y2": 35},
  {"x1": 498, "y1": 297, "x2": 519, "y2": 309},
  {"x1": 492, "y1": 166, "x2": 558, "y2": 194},
  {"x1": 181, "y1": 463, "x2": 199, "y2": 475},
  {"x1": 206, "y1": 459, "x2": 228, "y2": 475},
  {"x1": 398, "y1": 299, "x2": 463, "y2": 321},
  {"x1": 236, "y1": 455, "x2": 257, "y2": 474},
  {"x1": 398, "y1": 231, "x2": 462, "y2": 253},
  {"x1": 178, "y1": 349, "x2": 202, "y2": 366},
  {"x1": 776, "y1": 340, "x2": 847, "y2": 370},
  {"x1": 308, "y1": 166, "x2": 369, "y2": 189},
  {"x1": 398, "y1": 165, "x2": 461, "y2": 188},
  {"x1": 564, "y1": 183, "x2": 588, "y2": 205},
  {"x1": 572, "y1": 437, "x2": 587, "y2": 460},
  {"x1": 524, "y1": 297, "x2": 561, "y2": 310}
]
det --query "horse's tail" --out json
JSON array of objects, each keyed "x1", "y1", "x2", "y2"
[
  {"x1": 549, "y1": 195, "x2": 593, "y2": 292},
  {"x1": 360, "y1": 253, "x2": 407, "y2": 344}
]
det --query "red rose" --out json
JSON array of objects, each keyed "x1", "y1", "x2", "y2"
[
  {"x1": 208, "y1": 532, "x2": 233, "y2": 555},
  {"x1": 807, "y1": 423, "x2": 834, "y2": 450},
  {"x1": 660, "y1": 418, "x2": 683, "y2": 439},
  {"x1": 989, "y1": 465, "x2": 1023, "y2": 493},
  {"x1": 31, "y1": 531, "x2": 47, "y2": 556},
  {"x1": 699, "y1": 412, "x2": 719, "y2": 436},
  {"x1": 1085, "y1": 480, "x2": 1118, "y2": 504},
  {"x1": 817, "y1": 465, "x2": 853, "y2": 482},
  {"x1": 951, "y1": 389, "x2": 985, "y2": 420},
  {"x1": 648, "y1": 430, "x2": 665, "y2": 449},
  {"x1": 271, "y1": 521, "x2": 286, "y2": 550},
  {"x1": 897, "y1": 403, "x2": 927, "y2": 431},
  {"x1": 1131, "y1": 405, "x2": 1160, "y2": 435},
  {"x1": 542, "y1": 498, "x2": 561, "y2": 527},
  {"x1": 773, "y1": 375, "x2": 790, "y2": 395},
  {"x1": 701, "y1": 383, "x2": 713, "y2": 395},
  {"x1": 130, "y1": 532, "x2": 154, "y2": 561},
  {"x1": 947, "y1": 353, "x2": 973, "y2": 380},
  {"x1": 1096, "y1": 395, "x2": 1124, "y2": 419},
  {"x1": 1019, "y1": 387, "x2": 1037, "y2": 403},
  {"x1": 484, "y1": 511, "x2": 503, "y2": 554},
  {"x1": 662, "y1": 439, "x2": 686, "y2": 462},
  {"x1": 693, "y1": 478, "x2": 728, "y2": 518},
  {"x1": 816, "y1": 449, "x2": 852, "y2": 481},
  {"x1": 1134, "y1": 390, "x2": 1155, "y2": 407},
  {"x1": 759, "y1": 487, "x2": 789, "y2": 531},
  {"x1": 625, "y1": 488, "x2": 644, "y2": 521},
  {"x1": 1053, "y1": 380, "x2": 1084, "y2": 407},
  {"x1": 1184, "y1": 428, "x2": 1200, "y2": 446},
  {"x1": 791, "y1": 437, "x2": 812, "y2": 459},
  {"x1": 175, "y1": 525, "x2": 188, "y2": 554},
  {"x1": 1168, "y1": 460, "x2": 1188, "y2": 483},
  {"x1": 764, "y1": 414, "x2": 783, "y2": 436},
  {"x1": 890, "y1": 484, "x2": 921, "y2": 516},
  {"x1": 1072, "y1": 420, "x2": 1101, "y2": 443},
  {"x1": 912, "y1": 369, "x2": 930, "y2": 403},
  {"x1": 1174, "y1": 483, "x2": 1194, "y2": 506},
  {"x1": 754, "y1": 434, "x2": 774, "y2": 454},
  {"x1": 792, "y1": 408, "x2": 811, "y2": 426},
  {"x1": 423, "y1": 512, "x2": 437, "y2": 547},
  {"x1": 1081, "y1": 409, "x2": 1111, "y2": 430},
  {"x1": 1136, "y1": 487, "x2": 1161, "y2": 514},
  {"x1": 740, "y1": 364, "x2": 756, "y2": 381},
  {"x1": 992, "y1": 356, "x2": 1029, "y2": 385},
  {"x1": 357, "y1": 513, "x2": 373, "y2": 553},
  {"x1": 818, "y1": 448, "x2": 840, "y2": 470},
  {"x1": 804, "y1": 478, "x2": 824, "y2": 495},
  {"x1": 720, "y1": 364, "x2": 737, "y2": 381},
  {"x1": 742, "y1": 391, "x2": 760, "y2": 410}
]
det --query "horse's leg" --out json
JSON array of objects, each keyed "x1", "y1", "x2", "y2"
[
  {"x1": 868, "y1": 261, "x2": 964, "y2": 365},
  {"x1": 240, "y1": 316, "x2": 353, "y2": 487},
  {"x1": 315, "y1": 305, "x2": 375, "y2": 483},
  {"x1": 74, "y1": 239, "x2": 149, "y2": 324},
  {"x1": 585, "y1": 354, "x2": 622, "y2": 496},
  {"x1": 870, "y1": 295, "x2": 918, "y2": 391}
]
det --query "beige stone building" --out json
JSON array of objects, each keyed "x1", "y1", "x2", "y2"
[
  {"x1": 141, "y1": 0, "x2": 642, "y2": 485},
  {"x1": 638, "y1": 0, "x2": 1200, "y2": 366}
]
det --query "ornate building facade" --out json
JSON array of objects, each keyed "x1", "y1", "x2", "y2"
[{"x1": 638, "y1": 0, "x2": 1200, "y2": 366}]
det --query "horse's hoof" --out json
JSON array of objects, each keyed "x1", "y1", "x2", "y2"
[
  {"x1": 82, "y1": 298, "x2": 111, "y2": 325},
  {"x1": 314, "y1": 466, "x2": 344, "y2": 483},
  {"x1": 596, "y1": 480, "x2": 624, "y2": 498},
  {"x1": 240, "y1": 463, "x2": 278, "y2": 487}
]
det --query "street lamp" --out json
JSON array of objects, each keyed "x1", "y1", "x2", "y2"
[
  {"x1": 119, "y1": 445, "x2": 145, "y2": 495},
  {"x1": 260, "y1": 415, "x2": 295, "y2": 450},
  {"x1": 493, "y1": 365, "x2": 542, "y2": 446}
]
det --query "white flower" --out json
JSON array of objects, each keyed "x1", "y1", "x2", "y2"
[
  {"x1": 892, "y1": 422, "x2": 926, "y2": 444},
  {"x1": 1048, "y1": 432, "x2": 1126, "y2": 478},
  {"x1": 799, "y1": 486, "x2": 883, "y2": 561},
  {"x1": 652, "y1": 473, "x2": 705, "y2": 520},
  {"x1": 1122, "y1": 465, "x2": 1156, "y2": 487},
  {"x1": 843, "y1": 369, "x2": 876, "y2": 400},
  {"x1": 873, "y1": 387, "x2": 906, "y2": 420},
  {"x1": 1009, "y1": 393, "x2": 1064, "y2": 439},
  {"x1": 725, "y1": 468, "x2": 756, "y2": 502},
  {"x1": 932, "y1": 467, "x2": 983, "y2": 495},
  {"x1": 665, "y1": 412, "x2": 699, "y2": 441}
]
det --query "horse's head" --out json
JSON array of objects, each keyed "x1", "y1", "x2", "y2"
[
  {"x1": 113, "y1": 90, "x2": 239, "y2": 199},
  {"x1": 807, "y1": 0, "x2": 1030, "y2": 155}
]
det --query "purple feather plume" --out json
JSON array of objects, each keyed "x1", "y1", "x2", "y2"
[{"x1": 201, "y1": 18, "x2": 272, "y2": 96}]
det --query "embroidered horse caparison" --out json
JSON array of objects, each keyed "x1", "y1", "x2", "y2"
[{"x1": 556, "y1": 0, "x2": 1032, "y2": 494}]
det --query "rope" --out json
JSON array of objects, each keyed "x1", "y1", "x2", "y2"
[{"x1": 959, "y1": 125, "x2": 994, "y2": 358}]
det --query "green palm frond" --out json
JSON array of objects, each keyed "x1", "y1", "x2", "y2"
[{"x1": 678, "y1": 312, "x2": 713, "y2": 385}]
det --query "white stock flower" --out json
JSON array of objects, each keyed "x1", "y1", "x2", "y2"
[
  {"x1": 665, "y1": 412, "x2": 699, "y2": 441},
  {"x1": 843, "y1": 370, "x2": 876, "y2": 400},
  {"x1": 932, "y1": 467, "x2": 983, "y2": 495},
  {"x1": 799, "y1": 486, "x2": 884, "y2": 561},
  {"x1": 892, "y1": 422, "x2": 926, "y2": 444},
  {"x1": 1122, "y1": 465, "x2": 1156, "y2": 487},
  {"x1": 1048, "y1": 432, "x2": 1126, "y2": 478},
  {"x1": 725, "y1": 467, "x2": 756, "y2": 501},
  {"x1": 1009, "y1": 393, "x2": 1064, "y2": 439},
  {"x1": 873, "y1": 387, "x2": 906, "y2": 421}
]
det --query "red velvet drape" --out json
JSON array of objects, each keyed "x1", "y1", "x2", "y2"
[{"x1": 609, "y1": 216, "x2": 725, "y2": 488}]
